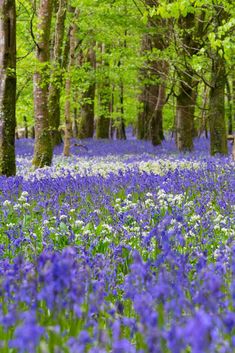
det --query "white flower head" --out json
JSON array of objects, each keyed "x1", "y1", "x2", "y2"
[{"x1": 3, "y1": 200, "x2": 11, "y2": 207}]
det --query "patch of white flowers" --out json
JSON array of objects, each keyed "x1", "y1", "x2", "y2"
[
  {"x1": 156, "y1": 189, "x2": 185, "y2": 208},
  {"x1": 16, "y1": 154, "x2": 204, "y2": 181}
]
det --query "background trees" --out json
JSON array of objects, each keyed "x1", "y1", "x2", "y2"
[{"x1": 0, "y1": 0, "x2": 235, "y2": 175}]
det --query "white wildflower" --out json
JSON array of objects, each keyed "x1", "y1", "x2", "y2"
[{"x1": 3, "y1": 200, "x2": 11, "y2": 207}]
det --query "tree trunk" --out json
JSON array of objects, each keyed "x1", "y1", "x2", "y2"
[
  {"x1": 116, "y1": 83, "x2": 126, "y2": 140},
  {"x1": 0, "y1": 0, "x2": 16, "y2": 176},
  {"x1": 96, "y1": 114, "x2": 110, "y2": 139},
  {"x1": 176, "y1": 76, "x2": 196, "y2": 151},
  {"x1": 150, "y1": 84, "x2": 165, "y2": 146},
  {"x1": 137, "y1": 2, "x2": 167, "y2": 144},
  {"x1": 48, "y1": 0, "x2": 67, "y2": 147},
  {"x1": 63, "y1": 10, "x2": 77, "y2": 156},
  {"x1": 33, "y1": 0, "x2": 53, "y2": 168},
  {"x1": 233, "y1": 78, "x2": 235, "y2": 133},
  {"x1": 73, "y1": 106, "x2": 79, "y2": 138},
  {"x1": 23, "y1": 116, "x2": 28, "y2": 138},
  {"x1": 199, "y1": 84, "x2": 209, "y2": 137},
  {"x1": 209, "y1": 54, "x2": 228, "y2": 155},
  {"x1": 78, "y1": 84, "x2": 95, "y2": 138},
  {"x1": 109, "y1": 88, "x2": 115, "y2": 139},
  {"x1": 78, "y1": 47, "x2": 96, "y2": 139},
  {"x1": 175, "y1": 13, "x2": 198, "y2": 152},
  {"x1": 137, "y1": 32, "x2": 151, "y2": 140},
  {"x1": 226, "y1": 79, "x2": 233, "y2": 135},
  {"x1": 96, "y1": 44, "x2": 110, "y2": 139},
  {"x1": 63, "y1": 77, "x2": 72, "y2": 156}
]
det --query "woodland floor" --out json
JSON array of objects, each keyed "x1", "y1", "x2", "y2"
[{"x1": 0, "y1": 136, "x2": 234, "y2": 353}]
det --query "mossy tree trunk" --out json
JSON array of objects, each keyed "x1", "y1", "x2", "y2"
[
  {"x1": 0, "y1": 0, "x2": 16, "y2": 176},
  {"x1": 209, "y1": 53, "x2": 228, "y2": 155},
  {"x1": 33, "y1": 0, "x2": 53, "y2": 168},
  {"x1": 48, "y1": 0, "x2": 67, "y2": 147}
]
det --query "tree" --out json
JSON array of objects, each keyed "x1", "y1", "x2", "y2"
[
  {"x1": 78, "y1": 46, "x2": 96, "y2": 139},
  {"x1": 32, "y1": 0, "x2": 53, "y2": 168},
  {"x1": 137, "y1": 0, "x2": 168, "y2": 145},
  {"x1": 0, "y1": 0, "x2": 16, "y2": 176},
  {"x1": 96, "y1": 43, "x2": 111, "y2": 139},
  {"x1": 63, "y1": 8, "x2": 77, "y2": 156},
  {"x1": 175, "y1": 13, "x2": 198, "y2": 152},
  {"x1": 208, "y1": 3, "x2": 229, "y2": 155},
  {"x1": 209, "y1": 52, "x2": 228, "y2": 155},
  {"x1": 48, "y1": 0, "x2": 67, "y2": 146}
]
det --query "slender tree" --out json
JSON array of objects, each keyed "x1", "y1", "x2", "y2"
[
  {"x1": 32, "y1": 0, "x2": 53, "y2": 168},
  {"x1": 48, "y1": 0, "x2": 67, "y2": 147},
  {"x1": 137, "y1": 34, "x2": 152, "y2": 141},
  {"x1": 116, "y1": 82, "x2": 126, "y2": 140},
  {"x1": 63, "y1": 8, "x2": 77, "y2": 156},
  {"x1": 96, "y1": 44, "x2": 111, "y2": 139},
  {"x1": 78, "y1": 46, "x2": 96, "y2": 139},
  {"x1": 226, "y1": 79, "x2": 233, "y2": 135},
  {"x1": 0, "y1": 0, "x2": 16, "y2": 176}
]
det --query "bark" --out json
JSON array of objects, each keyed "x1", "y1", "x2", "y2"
[
  {"x1": 150, "y1": 84, "x2": 165, "y2": 146},
  {"x1": 233, "y1": 78, "x2": 235, "y2": 133},
  {"x1": 30, "y1": 126, "x2": 35, "y2": 139},
  {"x1": 23, "y1": 116, "x2": 28, "y2": 138},
  {"x1": 33, "y1": 0, "x2": 53, "y2": 168},
  {"x1": 63, "y1": 11, "x2": 77, "y2": 156},
  {"x1": 137, "y1": 34, "x2": 151, "y2": 140},
  {"x1": 176, "y1": 74, "x2": 196, "y2": 151},
  {"x1": 79, "y1": 83, "x2": 95, "y2": 138},
  {"x1": 199, "y1": 84, "x2": 209, "y2": 138},
  {"x1": 73, "y1": 106, "x2": 79, "y2": 138},
  {"x1": 226, "y1": 79, "x2": 233, "y2": 135},
  {"x1": 63, "y1": 76, "x2": 72, "y2": 156},
  {"x1": 78, "y1": 47, "x2": 96, "y2": 139},
  {"x1": 137, "y1": 3, "x2": 167, "y2": 144},
  {"x1": 96, "y1": 44, "x2": 110, "y2": 139},
  {"x1": 96, "y1": 115, "x2": 110, "y2": 139},
  {"x1": 109, "y1": 89, "x2": 115, "y2": 139},
  {"x1": 175, "y1": 13, "x2": 198, "y2": 152},
  {"x1": 209, "y1": 54, "x2": 228, "y2": 155},
  {"x1": 116, "y1": 83, "x2": 126, "y2": 140},
  {"x1": 48, "y1": 0, "x2": 67, "y2": 147},
  {"x1": 0, "y1": 0, "x2": 16, "y2": 176}
]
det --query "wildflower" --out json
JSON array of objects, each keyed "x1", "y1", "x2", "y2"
[
  {"x1": 9, "y1": 312, "x2": 44, "y2": 353},
  {"x1": 18, "y1": 195, "x2": 27, "y2": 203},
  {"x1": 3, "y1": 200, "x2": 11, "y2": 207},
  {"x1": 60, "y1": 214, "x2": 67, "y2": 221},
  {"x1": 21, "y1": 191, "x2": 29, "y2": 197}
]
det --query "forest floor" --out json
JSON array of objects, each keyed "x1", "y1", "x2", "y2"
[{"x1": 0, "y1": 137, "x2": 234, "y2": 353}]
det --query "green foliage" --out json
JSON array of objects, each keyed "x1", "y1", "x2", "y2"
[{"x1": 15, "y1": 0, "x2": 235, "y2": 133}]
